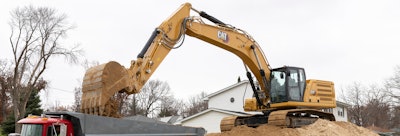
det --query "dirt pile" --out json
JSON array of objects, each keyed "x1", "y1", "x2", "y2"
[{"x1": 207, "y1": 119, "x2": 378, "y2": 136}]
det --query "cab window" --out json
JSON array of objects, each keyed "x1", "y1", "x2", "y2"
[
  {"x1": 21, "y1": 124, "x2": 42, "y2": 136},
  {"x1": 270, "y1": 70, "x2": 287, "y2": 103},
  {"x1": 287, "y1": 69, "x2": 306, "y2": 101}
]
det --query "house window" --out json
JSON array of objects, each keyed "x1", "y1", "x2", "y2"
[
  {"x1": 338, "y1": 107, "x2": 344, "y2": 117},
  {"x1": 230, "y1": 97, "x2": 235, "y2": 103}
]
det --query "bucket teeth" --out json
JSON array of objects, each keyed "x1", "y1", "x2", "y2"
[{"x1": 81, "y1": 61, "x2": 130, "y2": 117}]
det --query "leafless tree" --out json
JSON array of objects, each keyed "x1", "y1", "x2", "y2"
[
  {"x1": 0, "y1": 60, "x2": 12, "y2": 122},
  {"x1": 158, "y1": 95, "x2": 184, "y2": 117},
  {"x1": 390, "y1": 106, "x2": 400, "y2": 128},
  {"x1": 363, "y1": 85, "x2": 391, "y2": 128},
  {"x1": 384, "y1": 65, "x2": 400, "y2": 128},
  {"x1": 125, "y1": 94, "x2": 146, "y2": 116},
  {"x1": 126, "y1": 80, "x2": 171, "y2": 117},
  {"x1": 385, "y1": 65, "x2": 400, "y2": 104},
  {"x1": 81, "y1": 59, "x2": 100, "y2": 70},
  {"x1": 341, "y1": 82, "x2": 394, "y2": 128},
  {"x1": 182, "y1": 91, "x2": 208, "y2": 118},
  {"x1": 8, "y1": 5, "x2": 81, "y2": 132},
  {"x1": 72, "y1": 87, "x2": 82, "y2": 112},
  {"x1": 340, "y1": 82, "x2": 366, "y2": 126}
]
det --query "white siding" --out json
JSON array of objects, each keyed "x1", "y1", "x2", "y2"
[
  {"x1": 208, "y1": 83, "x2": 253, "y2": 112},
  {"x1": 181, "y1": 111, "x2": 233, "y2": 133},
  {"x1": 333, "y1": 106, "x2": 348, "y2": 121},
  {"x1": 322, "y1": 105, "x2": 349, "y2": 122}
]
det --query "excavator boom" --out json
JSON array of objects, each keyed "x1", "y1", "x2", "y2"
[{"x1": 81, "y1": 3, "x2": 271, "y2": 117}]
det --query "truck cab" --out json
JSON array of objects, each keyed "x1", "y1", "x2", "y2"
[{"x1": 18, "y1": 114, "x2": 73, "y2": 136}]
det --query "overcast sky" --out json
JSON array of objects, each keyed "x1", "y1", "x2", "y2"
[{"x1": 1, "y1": 0, "x2": 399, "y2": 108}]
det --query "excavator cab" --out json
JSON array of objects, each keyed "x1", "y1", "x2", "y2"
[
  {"x1": 270, "y1": 67, "x2": 306, "y2": 103},
  {"x1": 235, "y1": 66, "x2": 336, "y2": 130}
]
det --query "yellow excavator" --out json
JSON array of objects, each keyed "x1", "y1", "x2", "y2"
[{"x1": 80, "y1": 3, "x2": 336, "y2": 132}]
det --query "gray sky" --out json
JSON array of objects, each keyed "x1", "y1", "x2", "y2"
[{"x1": 1, "y1": 0, "x2": 399, "y2": 108}]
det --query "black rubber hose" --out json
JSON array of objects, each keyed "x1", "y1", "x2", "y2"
[{"x1": 199, "y1": 11, "x2": 226, "y2": 25}]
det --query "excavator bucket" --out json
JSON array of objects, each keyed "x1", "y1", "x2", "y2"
[{"x1": 81, "y1": 61, "x2": 132, "y2": 117}]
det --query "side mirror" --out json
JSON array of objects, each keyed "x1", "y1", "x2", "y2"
[{"x1": 280, "y1": 73, "x2": 284, "y2": 79}]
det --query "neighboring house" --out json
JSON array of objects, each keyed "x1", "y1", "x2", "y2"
[
  {"x1": 176, "y1": 108, "x2": 251, "y2": 133},
  {"x1": 203, "y1": 80, "x2": 260, "y2": 114},
  {"x1": 322, "y1": 101, "x2": 350, "y2": 122},
  {"x1": 175, "y1": 80, "x2": 259, "y2": 133},
  {"x1": 176, "y1": 80, "x2": 350, "y2": 133}
]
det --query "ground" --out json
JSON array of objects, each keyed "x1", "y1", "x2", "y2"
[{"x1": 207, "y1": 119, "x2": 379, "y2": 136}]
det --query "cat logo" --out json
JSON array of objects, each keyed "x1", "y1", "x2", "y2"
[{"x1": 217, "y1": 31, "x2": 229, "y2": 43}]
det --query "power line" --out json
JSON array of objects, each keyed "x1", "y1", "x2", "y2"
[{"x1": 49, "y1": 87, "x2": 74, "y2": 93}]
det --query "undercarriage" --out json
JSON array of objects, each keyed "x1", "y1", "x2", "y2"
[{"x1": 220, "y1": 109, "x2": 335, "y2": 132}]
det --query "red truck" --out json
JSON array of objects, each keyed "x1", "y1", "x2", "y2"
[{"x1": 17, "y1": 112, "x2": 205, "y2": 136}]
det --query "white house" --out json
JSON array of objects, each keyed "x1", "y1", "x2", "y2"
[
  {"x1": 175, "y1": 80, "x2": 258, "y2": 133},
  {"x1": 175, "y1": 108, "x2": 251, "y2": 133},
  {"x1": 322, "y1": 101, "x2": 350, "y2": 122},
  {"x1": 176, "y1": 80, "x2": 349, "y2": 133},
  {"x1": 203, "y1": 80, "x2": 261, "y2": 113}
]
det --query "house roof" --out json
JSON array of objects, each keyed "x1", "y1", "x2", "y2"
[
  {"x1": 176, "y1": 108, "x2": 252, "y2": 124},
  {"x1": 336, "y1": 100, "x2": 351, "y2": 107},
  {"x1": 203, "y1": 80, "x2": 249, "y2": 101},
  {"x1": 158, "y1": 115, "x2": 181, "y2": 124}
]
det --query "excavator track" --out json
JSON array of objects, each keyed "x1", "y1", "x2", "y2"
[
  {"x1": 220, "y1": 116, "x2": 238, "y2": 132},
  {"x1": 220, "y1": 109, "x2": 335, "y2": 132},
  {"x1": 268, "y1": 109, "x2": 335, "y2": 127}
]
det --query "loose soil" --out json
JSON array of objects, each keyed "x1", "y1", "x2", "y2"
[{"x1": 207, "y1": 119, "x2": 378, "y2": 136}]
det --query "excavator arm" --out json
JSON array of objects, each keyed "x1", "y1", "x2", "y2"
[{"x1": 81, "y1": 3, "x2": 272, "y2": 117}]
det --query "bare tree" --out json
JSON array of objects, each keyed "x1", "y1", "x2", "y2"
[
  {"x1": 0, "y1": 60, "x2": 12, "y2": 122},
  {"x1": 384, "y1": 65, "x2": 400, "y2": 128},
  {"x1": 385, "y1": 65, "x2": 400, "y2": 104},
  {"x1": 341, "y1": 82, "x2": 395, "y2": 128},
  {"x1": 391, "y1": 106, "x2": 400, "y2": 129},
  {"x1": 182, "y1": 91, "x2": 208, "y2": 118},
  {"x1": 8, "y1": 5, "x2": 81, "y2": 132},
  {"x1": 126, "y1": 94, "x2": 146, "y2": 116},
  {"x1": 340, "y1": 82, "x2": 366, "y2": 126},
  {"x1": 126, "y1": 80, "x2": 171, "y2": 117},
  {"x1": 363, "y1": 85, "x2": 391, "y2": 128},
  {"x1": 72, "y1": 87, "x2": 82, "y2": 112},
  {"x1": 158, "y1": 96, "x2": 184, "y2": 117},
  {"x1": 81, "y1": 59, "x2": 100, "y2": 70}
]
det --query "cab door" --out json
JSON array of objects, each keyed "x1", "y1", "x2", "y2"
[{"x1": 286, "y1": 68, "x2": 306, "y2": 101}]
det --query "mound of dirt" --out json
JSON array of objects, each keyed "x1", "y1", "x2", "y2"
[{"x1": 207, "y1": 119, "x2": 378, "y2": 136}]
